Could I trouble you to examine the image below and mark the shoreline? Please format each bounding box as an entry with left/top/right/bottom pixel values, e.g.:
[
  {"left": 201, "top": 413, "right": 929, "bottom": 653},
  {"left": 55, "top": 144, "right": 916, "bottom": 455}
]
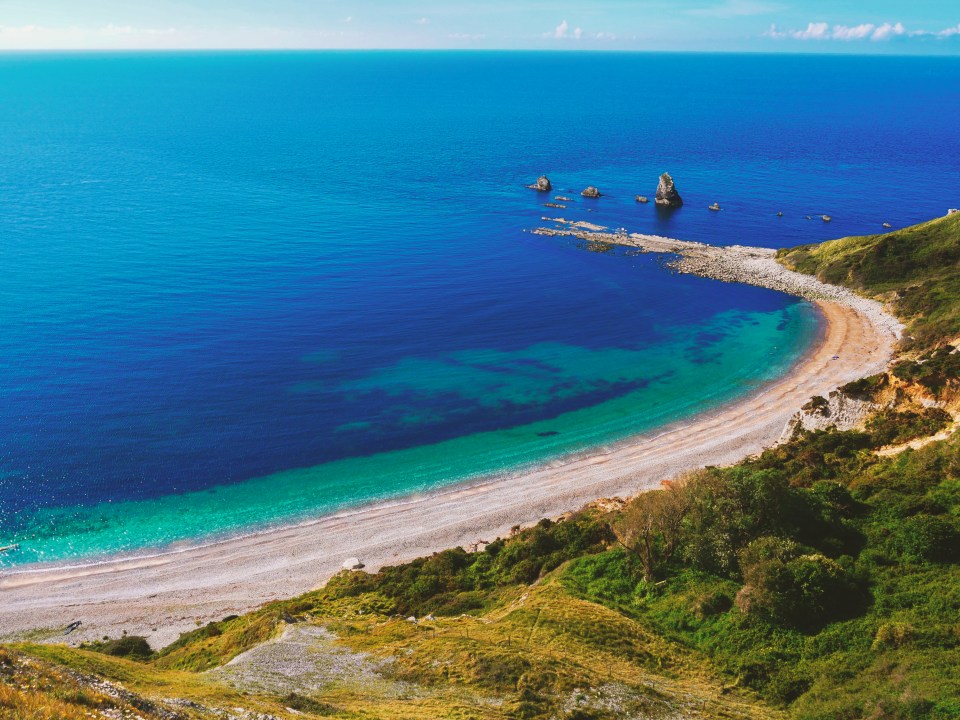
[{"left": 0, "top": 236, "right": 902, "bottom": 648}]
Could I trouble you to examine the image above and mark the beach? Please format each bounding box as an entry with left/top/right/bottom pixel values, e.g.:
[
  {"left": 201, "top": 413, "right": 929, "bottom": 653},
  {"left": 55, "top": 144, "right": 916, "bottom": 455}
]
[{"left": 0, "top": 237, "right": 902, "bottom": 648}]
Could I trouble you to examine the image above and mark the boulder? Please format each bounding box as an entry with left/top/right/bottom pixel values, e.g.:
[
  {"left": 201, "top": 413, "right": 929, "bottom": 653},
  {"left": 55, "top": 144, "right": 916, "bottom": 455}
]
[
  {"left": 636, "top": 195, "right": 649, "bottom": 204},
  {"left": 655, "top": 172, "right": 683, "bottom": 208},
  {"left": 527, "top": 175, "right": 552, "bottom": 192},
  {"left": 342, "top": 557, "right": 365, "bottom": 571},
  {"left": 581, "top": 186, "right": 601, "bottom": 198},
  {"left": 708, "top": 202, "right": 721, "bottom": 211}
]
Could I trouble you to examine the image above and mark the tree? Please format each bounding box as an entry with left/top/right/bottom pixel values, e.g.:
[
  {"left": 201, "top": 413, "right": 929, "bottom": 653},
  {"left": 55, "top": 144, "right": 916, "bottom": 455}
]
[{"left": 612, "top": 476, "right": 692, "bottom": 582}]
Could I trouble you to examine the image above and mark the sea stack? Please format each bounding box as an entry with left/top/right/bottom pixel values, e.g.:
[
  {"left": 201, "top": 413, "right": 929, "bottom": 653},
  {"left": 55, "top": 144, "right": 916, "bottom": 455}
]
[
  {"left": 527, "top": 175, "right": 552, "bottom": 192},
  {"left": 655, "top": 172, "right": 683, "bottom": 208},
  {"left": 581, "top": 186, "right": 601, "bottom": 198}
]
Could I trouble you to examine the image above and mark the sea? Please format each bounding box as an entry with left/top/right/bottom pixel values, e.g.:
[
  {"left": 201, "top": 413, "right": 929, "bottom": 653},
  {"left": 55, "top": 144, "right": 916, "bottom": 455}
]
[{"left": 1, "top": 52, "right": 958, "bottom": 567}]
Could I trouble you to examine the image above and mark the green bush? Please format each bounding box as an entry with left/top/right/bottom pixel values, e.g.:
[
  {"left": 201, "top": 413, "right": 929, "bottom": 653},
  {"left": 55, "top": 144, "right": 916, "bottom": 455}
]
[
  {"left": 892, "top": 514, "right": 960, "bottom": 563},
  {"left": 82, "top": 635, "right": 154, "bottom": 662}
]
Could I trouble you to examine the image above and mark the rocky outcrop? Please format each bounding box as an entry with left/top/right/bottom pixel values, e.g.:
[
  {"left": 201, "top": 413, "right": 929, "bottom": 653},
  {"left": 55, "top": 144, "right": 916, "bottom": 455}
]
[
  {"left": 636, "top": 195, "right": 649, "bottom": 204},
  {"left": 655, "top": 172, "right": 683, "bottom": 208},
  {"left": 708, "top": 202, "right": 721, "bottom": 211},
  {"left": 581, "top": 186, "right": 601, "bottom": 198},
  {"left": 527, "top": 176, "right": 552, "bottom": 192}
]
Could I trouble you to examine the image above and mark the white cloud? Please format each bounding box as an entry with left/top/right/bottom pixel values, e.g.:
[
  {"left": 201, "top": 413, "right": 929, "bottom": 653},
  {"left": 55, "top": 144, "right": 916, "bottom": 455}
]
[
  {"left": 415, "top": 17, "right": 429, "bottom": 25},
  {"left": 546, "top": 19, "right": 583, "bottom": 40},
  {"left": 766, "top": 21, "right": 829, "bottom": 40},
  {"left": 832, "top": 23, "right": 875, "bottom": 40},
  {"left": 448, "top": 32, "right": 486, "bottom": 41},
  {"left": 594, "top": 32, "right": 617, "bottom": 41},
  {"left": 768, "top": 20, "right": 960, "bottom": 43},
  {"left": 871, "top": 22, "right": 905, "bottom": 41},
  {"left": 343, "top": 16, "right": 352, "bottom": 24}
]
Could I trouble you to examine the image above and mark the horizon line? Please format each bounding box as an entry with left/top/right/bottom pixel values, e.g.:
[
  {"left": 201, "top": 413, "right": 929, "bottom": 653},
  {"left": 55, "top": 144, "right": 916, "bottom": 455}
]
[{"left": 2, "top": 47, "right": 960, "bottom": 57}]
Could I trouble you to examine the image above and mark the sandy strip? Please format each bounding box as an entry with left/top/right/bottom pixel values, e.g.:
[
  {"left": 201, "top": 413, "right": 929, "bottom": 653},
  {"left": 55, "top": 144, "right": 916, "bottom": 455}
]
[{"left": 0, "top": 248, "right": 901, "bottom": 648}]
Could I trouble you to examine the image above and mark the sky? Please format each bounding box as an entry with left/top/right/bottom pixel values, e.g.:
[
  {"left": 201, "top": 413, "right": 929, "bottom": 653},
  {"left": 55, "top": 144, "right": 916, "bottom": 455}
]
[{"left": 0, "top": 1, "right": 958, "bottom": 53}]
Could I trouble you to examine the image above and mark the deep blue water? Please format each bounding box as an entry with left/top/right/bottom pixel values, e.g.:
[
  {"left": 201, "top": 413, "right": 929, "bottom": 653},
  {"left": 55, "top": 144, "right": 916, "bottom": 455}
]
[{"left": 0, "top": 52, "right": 958, "bottom": 565}]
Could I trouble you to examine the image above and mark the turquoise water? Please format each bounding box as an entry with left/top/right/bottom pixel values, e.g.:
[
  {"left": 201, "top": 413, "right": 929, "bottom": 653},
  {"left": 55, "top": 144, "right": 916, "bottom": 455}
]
[{"left": 2, "top": 52, "right": 957, "bottom": 567}]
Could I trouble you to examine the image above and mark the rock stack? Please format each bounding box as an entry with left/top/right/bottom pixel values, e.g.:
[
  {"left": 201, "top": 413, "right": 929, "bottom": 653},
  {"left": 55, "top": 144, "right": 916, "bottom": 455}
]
[
  {"left": 527, "top": 176, "right": 552, "bottom": 192},
  {"left": 655, "top": 172, "right": 683, "bottom": 208},
  {"left": 581, "top": 186, "right": 602, "bottom": 198}
]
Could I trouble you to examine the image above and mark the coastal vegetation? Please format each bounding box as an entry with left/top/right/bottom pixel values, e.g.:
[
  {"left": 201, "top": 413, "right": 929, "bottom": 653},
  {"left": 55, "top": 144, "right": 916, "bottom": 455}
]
[
  {"left": 778, "top": 211, "right": 960, "bottom": 350},
  {"left": 3, "top": 214, "right": 960, "bottom": 719}
]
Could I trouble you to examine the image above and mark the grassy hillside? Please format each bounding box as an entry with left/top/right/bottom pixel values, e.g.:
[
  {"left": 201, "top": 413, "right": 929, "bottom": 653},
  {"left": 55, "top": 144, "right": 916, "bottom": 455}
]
[
  {"left": 5, "top": 214, "right": 960, "bottom": 720},
  {"left": 777, "top": 212, "right": 960, "bottom": 349}
]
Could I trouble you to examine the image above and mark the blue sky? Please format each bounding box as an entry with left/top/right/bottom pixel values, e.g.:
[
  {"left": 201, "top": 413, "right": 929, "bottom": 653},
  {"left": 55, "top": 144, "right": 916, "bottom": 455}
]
[{"left": 1, "top": 1, "right": 958, "bottom": 52}]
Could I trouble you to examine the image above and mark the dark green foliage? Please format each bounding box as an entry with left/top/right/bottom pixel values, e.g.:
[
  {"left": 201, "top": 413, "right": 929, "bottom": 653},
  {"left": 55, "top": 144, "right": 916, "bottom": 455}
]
[
  {"left": 737, "top": 537, "right": 865, "bottom": 631},
  {"left": 865, "top": 406, "right": 952, "bottom": 446},
  {"left": 325, "top": 512, "right": 612, "bottom": 616},
  {"left": 893, "top": 346, "right": 960, "bottom": 396},
  {"left": 750, "top": 429, "right": 875, "bottom": 486},
  {"left": 890, "top": 515, "right": 960, "bottom": 563},
  {"left": 563, "top": 427, "right": 960, "bottom": 715},
  {"left": 839, "top": 373, "right": 888, "bottom": 399},
  {"left": 81, "top": 636, "right": 154, "bottom": 662}
]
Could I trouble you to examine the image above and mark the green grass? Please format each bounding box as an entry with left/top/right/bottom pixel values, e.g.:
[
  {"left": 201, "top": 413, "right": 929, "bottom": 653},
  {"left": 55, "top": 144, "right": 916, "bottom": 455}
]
[{"left": 777, "top": 212, "right": 960, "bottom": 349}]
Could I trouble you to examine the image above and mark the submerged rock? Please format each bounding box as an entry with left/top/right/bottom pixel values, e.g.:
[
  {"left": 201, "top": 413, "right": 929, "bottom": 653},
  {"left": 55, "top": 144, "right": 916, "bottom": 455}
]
[
  {"left": 655, "top": 172, "right": 683, "bottom": 208},
  {"left": 636, "top": 195, "right": 649, "bottom": 204},
  {"left": 527, "top": 175, "right": 552, "bottom": 192},
  {"left": 581, "top": 186, "right": 601, "bottom": 198}
]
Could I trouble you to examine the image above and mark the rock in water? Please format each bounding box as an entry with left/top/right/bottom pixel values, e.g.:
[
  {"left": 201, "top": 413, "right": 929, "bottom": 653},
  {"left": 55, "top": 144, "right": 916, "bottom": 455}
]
[
  {"left": 655, "top": 172, "right": 683, "bottom": 208},
  {"left": 581, "top": 186, "right": 601, "bottom": 198},
  {"left": 527, "top": 175, "right": 552, "bottom": 192},
  {"left": 636, "top": 195, "right": 649, "bottom": 204}
]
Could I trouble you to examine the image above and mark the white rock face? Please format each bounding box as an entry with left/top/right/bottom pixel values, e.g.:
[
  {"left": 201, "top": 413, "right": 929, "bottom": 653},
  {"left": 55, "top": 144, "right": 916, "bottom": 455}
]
[
  {"left": 779, "top": 391, "right": 877, "bottom": 443},
  {"left": 341, "top": 557, "right": 364, "bottom": 571}
]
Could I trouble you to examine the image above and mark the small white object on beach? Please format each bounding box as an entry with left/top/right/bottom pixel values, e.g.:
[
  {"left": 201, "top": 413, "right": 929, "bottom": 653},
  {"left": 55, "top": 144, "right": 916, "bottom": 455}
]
[{"left": 342, "top": 557, "right": 365, "bottom": 571}]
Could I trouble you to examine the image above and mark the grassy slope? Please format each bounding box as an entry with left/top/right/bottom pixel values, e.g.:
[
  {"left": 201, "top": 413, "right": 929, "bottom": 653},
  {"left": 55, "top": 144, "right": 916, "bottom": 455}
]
[
  {"left": 5, "top": 214, "right": 960, "bottom": 720},
  {"left": 777, "top": 212, "right": 960, "bottom": 349}
]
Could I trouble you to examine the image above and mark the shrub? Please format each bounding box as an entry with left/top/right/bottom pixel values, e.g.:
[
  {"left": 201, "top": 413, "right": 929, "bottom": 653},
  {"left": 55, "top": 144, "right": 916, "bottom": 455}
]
[
  {"left": 893, "top": 515, "right": 960, "bottom": 563},
  {"left": 82, "top": 635, "right": 154, "bottom": 662},
  {"left": 736, "top": 537, "right": 863, "bottom": 631}
]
